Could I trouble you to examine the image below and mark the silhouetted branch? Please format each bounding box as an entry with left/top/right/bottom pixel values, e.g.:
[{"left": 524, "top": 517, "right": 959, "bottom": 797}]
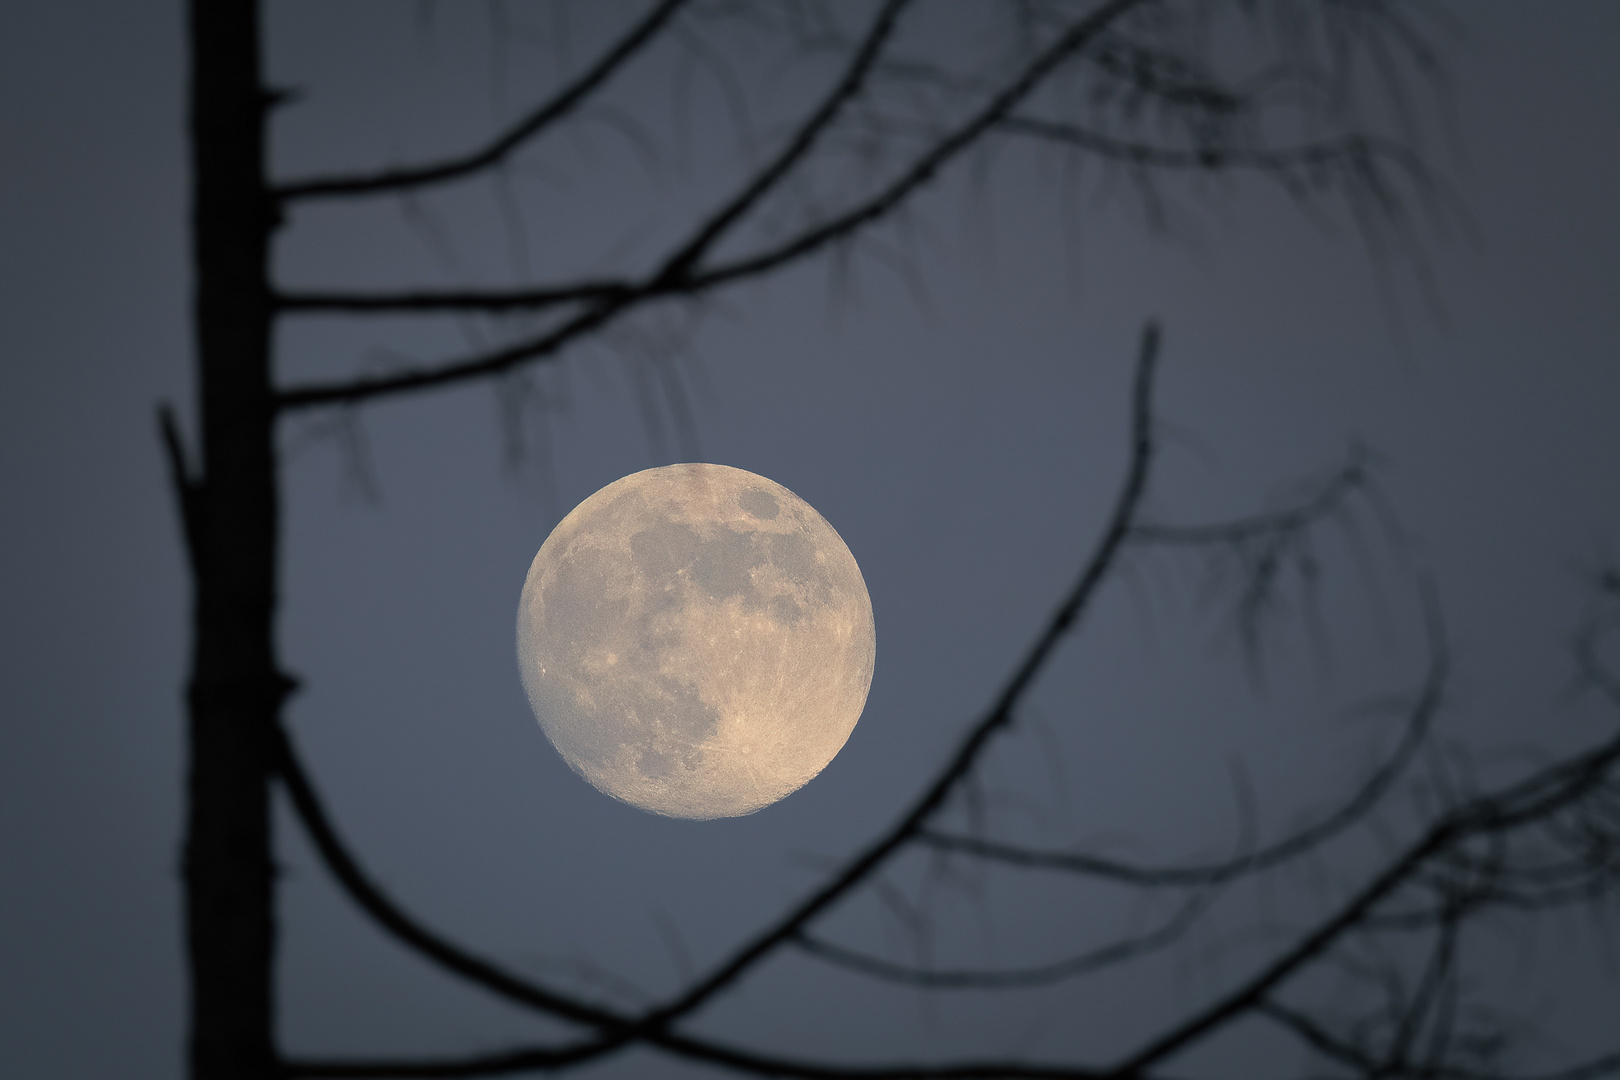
[
  {"left": 157, "top": 401, "right": 204, "bottom": 572},
  {"left": 273, "top": 280, "right": 631, "bottom": 315},
  {"left": 648, "top": 0, "right": 912, "bottom": 286},
  {"left": 1511, "top": 1051, "right": 1620, "bottom": 1080},
  {"left": 273, "top": 0, "right": 690, "bottom": 202},
  {"left": 1127, "top": 452, "right": 1368, "bottom": 547},
  {"left": 1108, "top": 808, "right": 1457, "bottom": 1071},
  {"left": 285, "top": 1045, "right": 589, "bottom": 1079},
  {"left": 286, "top": 1053, "right": 1123, "bottom": 1080},
  {"left": 1077, "top": 32, "right": 1244, "bottom": 118},
  {"left": 997, "top": 120, "right": 1419, "bottom": 179},
  {"left": 272, "top": 0, "right": 1450, "bottom": 412},
  {"left": 270, "top": 720, "right": 624, "bottom": 1032},
  {"left": 792, "top": 886, "right": 1213, "bottom": 989},
  {"left": 272, "top": 0, "right": 1145, "bottom": 412},
  {"left": 801, "top": 576, "right": 1441, "bottom": 994},
  {"left": 1255, "top": 997, "right": 1377, "bottom": 1072},
  {"left": 918, "top": 528, "right": 1440, "bottom": 893},
  {"left": 1107, "top": 718, "right": 1620, "bottom": 1076},
  {"left": 276, "top": 718, "right": 1136, "bottom": 1079},
  {"left": 1260, "top": 1006, "right": 1620, "bottom": 1080},
  {"left": 650, "top": 0, "right": 1145, "bottom": 293},
  {"left": 273, "top": 0, "right": 904, "bottom": 317}
]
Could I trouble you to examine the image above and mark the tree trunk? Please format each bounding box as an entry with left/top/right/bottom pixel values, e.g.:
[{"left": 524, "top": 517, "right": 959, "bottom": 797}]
[{"left": 184, "top": 1, "right": 280, "bottom": 1077}]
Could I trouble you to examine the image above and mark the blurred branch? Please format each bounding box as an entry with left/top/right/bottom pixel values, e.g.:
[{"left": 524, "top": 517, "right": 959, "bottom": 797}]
[
  {"left": 157, "top": 402, "right": 204, "bottom": 572},
  {"left": 792, "top": 886, "right": 1214, "bottom": 989},
  {"left": 647, "top": 0, "right": 913, "bottom": 286},
  {"left": 999, "top": 119, "right": 1417, "bottom": 178},
  {"left": 1106, "top": 717, "right": 1620, "bottom": 1076},
  {"left": 273, "top": 0, "right": 907, "bottom": 317},
  {"left": 1254, "top": 998, "right": 1377, "bottom": 1071},
  {"left": 917, "top": 488, "right": 1441, "bottom": 893},
  {"left": 272, "top": 0, "right": 691, "bottom": 202},
  {"left": 1126, "top": 451, "right": 1368, "bottom": 547},
  {"left": 273, "top": 280, "right": 630, "bottom": 315},
  {"left": 276, "top": 717, "right": 1135, "bottom": 1079},
  {"left": 272, "top": 0, "right": 1145, "bottom": 411},
  {"left": 286, "top": 1052, "right": 1124, "bottom": 1080},
  {"left": 269, "top": 719, "right": 625, "bottom": 1033}
]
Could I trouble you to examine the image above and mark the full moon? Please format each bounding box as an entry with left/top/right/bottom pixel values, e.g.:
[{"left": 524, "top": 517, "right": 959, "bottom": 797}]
[{"left": 516, "top": 463, "right": 876, "bottom": 819}]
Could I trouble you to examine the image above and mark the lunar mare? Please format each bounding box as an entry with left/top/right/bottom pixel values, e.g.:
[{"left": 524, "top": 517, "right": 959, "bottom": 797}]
[{"left": 517, "top": 464, "right": 876, "bottom": 819}]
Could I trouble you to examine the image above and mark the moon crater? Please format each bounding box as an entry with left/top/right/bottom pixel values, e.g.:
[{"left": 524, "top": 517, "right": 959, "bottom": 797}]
[{"left": 517, "top": 464, "right": 876, "bottom": 819}]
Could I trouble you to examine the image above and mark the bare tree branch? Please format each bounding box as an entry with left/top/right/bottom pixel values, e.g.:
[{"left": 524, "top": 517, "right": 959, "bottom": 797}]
[
  {"left": 270, "top": 719, "right": 626, "bottom": 1033},
  {"left": 272, "top": 0, "right": 1146, "bottom": 412},
  {"left": 919, "top": 544, "right": 1441, "bottom": 894},
  {"left": 1107, "top": 721, "right": 1620, "bottom": 1076},
  {"left": 157, "top": 401, "right": 203, "bottom": 572},
  {"left": 648, "top": 0, "right": 913, "bottom": 286},
  {"left": 273, "top": 0, "right": 691, "bottom": 202},
  {"left": 996, "top": 120, "right": 1417, "bottom": 180},
  {"left": 285, "top": 1052, "right": 1125, "bottom": 1080},
  {"left": 653, "top": 0, "right": 1146, "bottom": 293},
  {"left": 275, "top": 717, "right": 1132, "bottom": 1080},
  {"left": 273, "top": 280, "right": 630, "bottom": 315},
  {"left": 274, "top": 0, "right": 909, "bottom": 314},
  {"left": 1254, "top": 997, "right": 1377, "bottom": 1072},
  {"left": 271, "top": 126, "right": 1413, "bottom": 318},
  {"left": 792, "top": 886, "right": 1214, "bottom": 989},
  {"left": 1126, "top": 453, "right": 1368, "bottom": 547}
]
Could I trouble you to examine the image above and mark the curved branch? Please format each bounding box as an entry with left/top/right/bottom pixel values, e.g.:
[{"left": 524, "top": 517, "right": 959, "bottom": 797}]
[
  {"left": 276, "top": 298, "right": 623, "bottom": 411},
  {"left": 272, "top": 0, "right": 1146, "bottom": 412},
  {"left": 273, "top": 0, "right": 691, "bottom": 202},
  {"left": 157, "top": 402, "right": 203, "bottom": 571},
  {"left": 793, "top": 886, "right": 1213, "bottom": 990},
  {"left": 1107, "top": 724, "right": 1620, "bottom": 1076},
  {"left": 274, "top": 719, "right": 1123, "bottom": 1080},
  {"left": 919, "top": 575, "right": 1444, "bottom": 889},
  {"left": 650, "top": 0, "right": 912, "bottom": 285},
  {"left": 1254, "top": 998, "right": 1375, "bottom": 1071},
  {"left": 1510, "top": 1051, "right": 1620, "bottom": 1080},
  {"left": 1107, "top": 807, "right": 1459, "bottom": 1073},
  {"left": 663, "top": 0, "right": 1145, "bottom": 293},
  {"left": 270, "top": 719, "right": 629, "bottom": 1032},
  {"left": 1127, "top": 454, "right": 1368, "bottom": 547},
  {"left": 997, "top": 119, "right": 1414, "bottom": 177},
  {"left": 275, "top": 0, "right": 908, "bottom": 314},
  {"left": 284, "top": 1045, "right": 588, "bottom": 1079}
]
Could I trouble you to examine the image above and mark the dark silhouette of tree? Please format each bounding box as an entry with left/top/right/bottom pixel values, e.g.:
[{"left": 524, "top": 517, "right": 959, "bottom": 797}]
[{"left": 163, "top": 3, "right": 1620, "bottom": 1079}]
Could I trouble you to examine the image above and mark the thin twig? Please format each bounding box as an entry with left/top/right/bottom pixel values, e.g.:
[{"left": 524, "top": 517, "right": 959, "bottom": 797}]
[
  {"left": 919, "top": 576, "right": 1444, "bottom": 889},
  {"left": 274, "top": 0, "right": 691, "bottom": 202},
  {"left": 793, "top": 885, "right": 1214, "bottom": 989},
  {"left": 157, "top": 402, "right": 203, "bottom": 571}
]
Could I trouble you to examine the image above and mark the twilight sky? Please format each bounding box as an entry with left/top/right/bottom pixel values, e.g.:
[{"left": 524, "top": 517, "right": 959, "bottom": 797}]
[{"left": 3, "top": 3, "right": 1619, "bottom": 1077}]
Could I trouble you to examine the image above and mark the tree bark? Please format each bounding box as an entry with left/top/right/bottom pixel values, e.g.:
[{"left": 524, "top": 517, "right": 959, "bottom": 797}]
[{"left": 185, "top": 1, "right": 280, "bottom": 1077}]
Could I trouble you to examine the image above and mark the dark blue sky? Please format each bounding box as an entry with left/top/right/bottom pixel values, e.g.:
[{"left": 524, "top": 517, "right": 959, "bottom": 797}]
[{"left": 3, "top": 3, "right": 1619, "bottom": 1077}]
